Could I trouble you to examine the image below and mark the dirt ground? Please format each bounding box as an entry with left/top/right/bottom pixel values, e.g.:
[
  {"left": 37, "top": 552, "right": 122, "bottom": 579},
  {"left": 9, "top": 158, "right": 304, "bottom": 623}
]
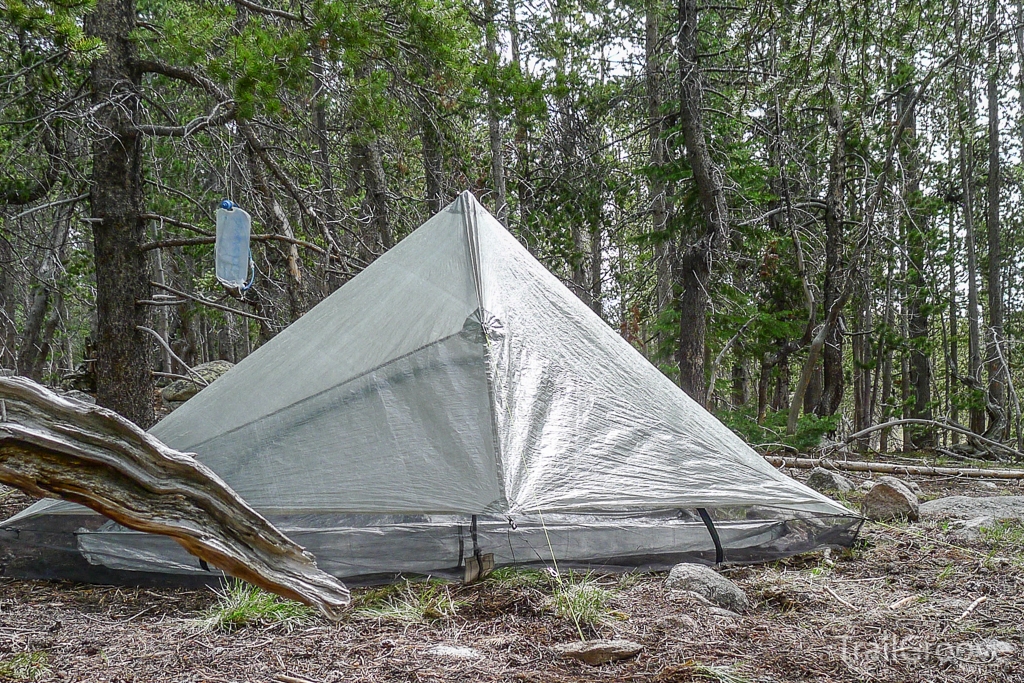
[{"left": 1, "top": 472, "right": 1022, "bottom": 683}]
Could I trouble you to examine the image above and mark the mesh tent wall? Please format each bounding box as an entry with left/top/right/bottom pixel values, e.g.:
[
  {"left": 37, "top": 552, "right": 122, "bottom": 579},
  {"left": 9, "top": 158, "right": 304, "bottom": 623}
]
[{"left": 1, "top": 192, "right": 862, "bottom": 585}]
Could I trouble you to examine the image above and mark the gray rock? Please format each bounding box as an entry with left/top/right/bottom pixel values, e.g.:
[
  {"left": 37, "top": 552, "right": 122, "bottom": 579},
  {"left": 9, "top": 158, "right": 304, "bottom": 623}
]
[
  {"left": 160, "top": 360, "right": 234, "bottom": 403},
  {"left": 61, "top": 389, "right": 96, "bottom": 405},
  {"left": 665, "top": 563, "right": 749, "bottom": 612},
  {"left": 806, "top": 467, "right": 854, "bottom": 494},
  {"left": 857, "top": 480, "right": 875, "bottom": 492},
  {"left": 552, "top": 639, "right": 643, "bottom": 665},
  {"left": 862, "top": 480, "right": 919, "bottom": 522},
  {"left": 974, "top": 481, "right": 998, "bottom": 490},
  {"left": 877, "top": 475, "right": 921, "bottom": 496},
  {"left": 920, "top": 496, "right": 1024, "bottom": 521},
  {"left": 947, "top": 516, "right": 996, "bottom": 542}
]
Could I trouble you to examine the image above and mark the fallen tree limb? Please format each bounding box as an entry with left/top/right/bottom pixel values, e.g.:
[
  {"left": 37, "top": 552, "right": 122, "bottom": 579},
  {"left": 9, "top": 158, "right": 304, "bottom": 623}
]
[
  {"left": 0, "top": 376, "right": 349, "bottom": 619},
  {"left": 764, "top": 454, "right": 1024, "bottom": 480},
  {"left": 840, "top": 418, "right": 1024, "bottom": 460}
]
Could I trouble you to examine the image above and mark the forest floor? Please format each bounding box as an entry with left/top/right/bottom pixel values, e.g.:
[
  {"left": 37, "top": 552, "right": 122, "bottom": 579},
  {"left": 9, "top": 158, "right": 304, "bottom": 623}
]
[{"left": 1, "top": 468, "right": 1022, "bottom": 683}]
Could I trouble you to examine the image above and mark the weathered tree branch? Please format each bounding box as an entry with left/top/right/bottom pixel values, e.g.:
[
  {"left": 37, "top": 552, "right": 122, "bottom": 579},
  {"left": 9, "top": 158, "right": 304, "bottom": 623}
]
[
  {"left": 147, "top": 281, "right": 271, "bottom": 322},
  {"left": 141, "top": 232, "right": 330, "bottom": 257},
  {"left": 839, "top": 418, "right": 1024, "bottom": 460},
  {"left": 135, "top": 100, "right": 237, "bottom": 138},
  {"left": 0, "top": 376, "right": 350, "bottom": 619},
  {"left": 765, "top": 454, "right": 1024, "bottom": 480}
]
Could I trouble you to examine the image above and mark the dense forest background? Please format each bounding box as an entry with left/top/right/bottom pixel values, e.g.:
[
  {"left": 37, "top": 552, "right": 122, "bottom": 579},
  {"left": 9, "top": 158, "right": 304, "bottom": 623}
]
[{"left": 1, "top": 0, "right": 1021, "bottom": 458}]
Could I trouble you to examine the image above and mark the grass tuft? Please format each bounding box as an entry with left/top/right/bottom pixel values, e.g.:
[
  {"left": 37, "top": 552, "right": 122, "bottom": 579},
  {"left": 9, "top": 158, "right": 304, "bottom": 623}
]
[
  {"left": 675, "top": 661, "right": 751, "bottom": 683},
  {"left": 0, "top": 652, "right": 49, "bottom": 681},
  {"left": 548, "top": 571, "right": 616, "bottom": 632},
  {"left": 352, "top": 581, "right": 464, "bottom": 622},
  {"left": 197, "top": 580, "right": 313, "bottom": 631}
]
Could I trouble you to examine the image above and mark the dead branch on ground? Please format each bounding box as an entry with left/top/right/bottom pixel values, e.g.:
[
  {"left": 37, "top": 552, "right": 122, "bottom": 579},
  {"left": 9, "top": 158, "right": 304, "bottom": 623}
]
[{"left": 0, "top": 376, "right": 349, "bottom": 619}]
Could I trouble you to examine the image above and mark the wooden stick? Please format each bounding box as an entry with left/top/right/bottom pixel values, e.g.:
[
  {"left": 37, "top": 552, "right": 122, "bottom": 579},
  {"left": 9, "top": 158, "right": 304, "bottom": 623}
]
[
  {"left": 824, "top": 585, "right": 854, "bottom": 609},
  {"left": 888, "top": 595, "right": 917, "bottom": 610},
  {"left": 147, "top": 281, "right": 270, "bottom": 322},
  {"left": 954, "top": 596, "right": 987, "bottom": 622},
  {"left": 764, "top": 455, "right": 1024, "bottom": 480},
  {"left": 0, "top": 376, "right": 349, "bottom": 619}
]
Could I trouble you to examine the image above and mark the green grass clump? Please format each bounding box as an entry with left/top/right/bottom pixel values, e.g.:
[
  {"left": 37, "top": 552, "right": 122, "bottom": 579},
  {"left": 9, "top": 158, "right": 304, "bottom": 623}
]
[
  {"left": 197, "top": 580, "right": 313, "bottom": 631},
  {"left": 352, "top": 581, "right": 463, "bottom": 622},
  {"left": 0, "top": 652, "right": 49, "bottom": 681}
]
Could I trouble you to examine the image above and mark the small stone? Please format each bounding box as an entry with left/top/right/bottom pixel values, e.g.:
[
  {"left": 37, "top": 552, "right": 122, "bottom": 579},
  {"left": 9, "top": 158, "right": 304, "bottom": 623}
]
[
  {"left": 857, "top": 480, "right": 875, "bottom": 492},
  {"left": 862, "top": 480, "right": 919, "bottom": 522},
  {"left": 877, "top": 475, "right": 921, "bottom": 496},
  {"left": 61, "top": 389, "right": 96, "bottom": 405},
  {"left": 160, "top": 360, "right": 234, "bottom": 403},
  {"left": 974, "top": 481, "right": 998, "bottom": 490},
  {"left": 552, "top": 639, "right": 643, "bottom": 665},
  {"left": 658, "top": 614, "right": 698, "bottom": 629},
  {"left": 665, "top": 563, "right": 749, "bottom": 612},
  {"left": 806, "top": 467, "right": 855, "bottom": 494},
  {"left": 426, "top": 645, "right": 483, "bottom": 660},
  {"left": 947, "top": 516, "right": 995, "bottom": 542}
]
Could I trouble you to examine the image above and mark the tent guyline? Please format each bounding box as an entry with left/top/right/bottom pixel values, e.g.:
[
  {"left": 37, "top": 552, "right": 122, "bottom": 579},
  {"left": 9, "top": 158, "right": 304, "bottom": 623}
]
[{"left": 2, "top": 192, "right": 861, "bottom": 588}]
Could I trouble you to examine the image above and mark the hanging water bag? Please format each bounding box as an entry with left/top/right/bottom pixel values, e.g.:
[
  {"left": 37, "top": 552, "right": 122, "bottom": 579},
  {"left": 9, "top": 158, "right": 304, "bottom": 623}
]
[{"left": 215, "top": 200, "right": 252, "bottom": 290}]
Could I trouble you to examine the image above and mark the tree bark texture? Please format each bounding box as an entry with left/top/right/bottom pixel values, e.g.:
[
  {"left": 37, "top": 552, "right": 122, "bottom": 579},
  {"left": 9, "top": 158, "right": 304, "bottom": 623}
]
[
  {"left": 985, "top": 0, "right": 1005, "bottom": 437},
  {"left": 484, "top": 0, "right": 508, "bottom": 225},
  {"left": 86, "top": 0, "right": 155, "bottom": 428},
  {"left": 0, "top": 236, "right": 16, "bottom": 370},
  {"left": 0, "top": 376, "right": 350, "bottom": 619},
  {"left": 815, "top": 102, "right": 846, "bottom": 417},
  {"left": 901, "top": 85, "right": 934, "bottom": 449},
  {"left": 675, "top": 0, "right": 730, "bottom": 404}
]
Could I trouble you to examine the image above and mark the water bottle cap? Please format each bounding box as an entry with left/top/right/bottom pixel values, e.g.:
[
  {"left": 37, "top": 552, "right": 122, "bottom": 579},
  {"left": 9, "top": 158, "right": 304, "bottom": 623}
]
[{"left": 220, "top": 199, "right": 234, "bottom": 210}]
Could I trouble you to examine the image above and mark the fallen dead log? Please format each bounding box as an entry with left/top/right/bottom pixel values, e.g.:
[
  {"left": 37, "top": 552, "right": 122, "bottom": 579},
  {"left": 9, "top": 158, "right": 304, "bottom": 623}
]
[
  {"left": 0, "top": 376, "right": 349, "bottom": 619},
  {"left": 765, "top": 454, "right": 1024, "bottom": 480}
]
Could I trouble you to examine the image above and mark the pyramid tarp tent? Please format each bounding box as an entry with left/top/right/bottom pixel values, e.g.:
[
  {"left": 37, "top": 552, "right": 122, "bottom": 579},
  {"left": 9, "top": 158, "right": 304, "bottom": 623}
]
[{"left": 2, "top": 192, "right": 861, "bottom": 584}]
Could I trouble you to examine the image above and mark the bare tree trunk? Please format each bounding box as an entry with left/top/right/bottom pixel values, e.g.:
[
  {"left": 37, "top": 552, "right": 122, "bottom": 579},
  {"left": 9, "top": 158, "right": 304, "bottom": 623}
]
[
  {"left": 852, "top": 278, "right": 873, "bottom": 450},
  {"left": 484, "top": 0, "right": 508, "bottom": 225},
  {"left": 421, "top": 105, "right": 443, "bottom": 214},
  {"left": 901, "top": 85, "right": 933, "bottom": 449},
  {"left": 311, "top": 43, "right": 339, "bottom": 265},
  {"left": 87, "top": 0, "right": 154, "bottom": 427},
  {"left": 771, "top": 362, "right": 790, "bottom": 412},
  {"left": 245, "top": 149, "right": 305, "bottom": 321},
  {"left": 816, "top": 102, "right": 846, "bottom": 417},
  {"left": 647, "top": 1, "right": 672, "bottom": 317},
  {"left": 675, "top": 0, "right": 730, "bottom": 404},
  {"left": 985, "top": 0, "right": 1005, "bottom": 437},
  {"left": 508, "top": 0, "right": 534, "bottom": 240},
  {"left": 355, "top": 136, "right": 391, "bottom": 252},
  {"left": 590, "top": 224, "right": 602, "bottom": 317},
  {"left": 0, "top": 236, "right": 16, "bottom": 370},
  {"left": 948, "top": 203, "right": 960, "bottom": 444},
  {"left": 962, "top": 115, "right": 984, "bottom": 436}
]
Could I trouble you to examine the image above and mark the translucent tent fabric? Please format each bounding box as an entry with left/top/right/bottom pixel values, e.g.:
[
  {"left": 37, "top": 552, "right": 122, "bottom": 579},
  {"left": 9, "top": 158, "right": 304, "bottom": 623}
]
[{"left": 1, "top": 192, "right": 861, "bottom": 585}]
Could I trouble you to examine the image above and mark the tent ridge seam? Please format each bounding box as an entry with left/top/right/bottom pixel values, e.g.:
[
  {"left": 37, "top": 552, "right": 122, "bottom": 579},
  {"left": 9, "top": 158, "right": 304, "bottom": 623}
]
[{"left": 460, "top": 193, "right": 509, "bottom": 513}]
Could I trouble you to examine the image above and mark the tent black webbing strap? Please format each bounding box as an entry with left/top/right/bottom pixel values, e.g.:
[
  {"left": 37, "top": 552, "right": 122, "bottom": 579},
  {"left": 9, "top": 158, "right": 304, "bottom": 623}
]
[
  {"left": 697, "top": 508, "right": 724, "bottom": 565},
  {"left": 471, "top": 514, "right": 483, "bottom": 567}
]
